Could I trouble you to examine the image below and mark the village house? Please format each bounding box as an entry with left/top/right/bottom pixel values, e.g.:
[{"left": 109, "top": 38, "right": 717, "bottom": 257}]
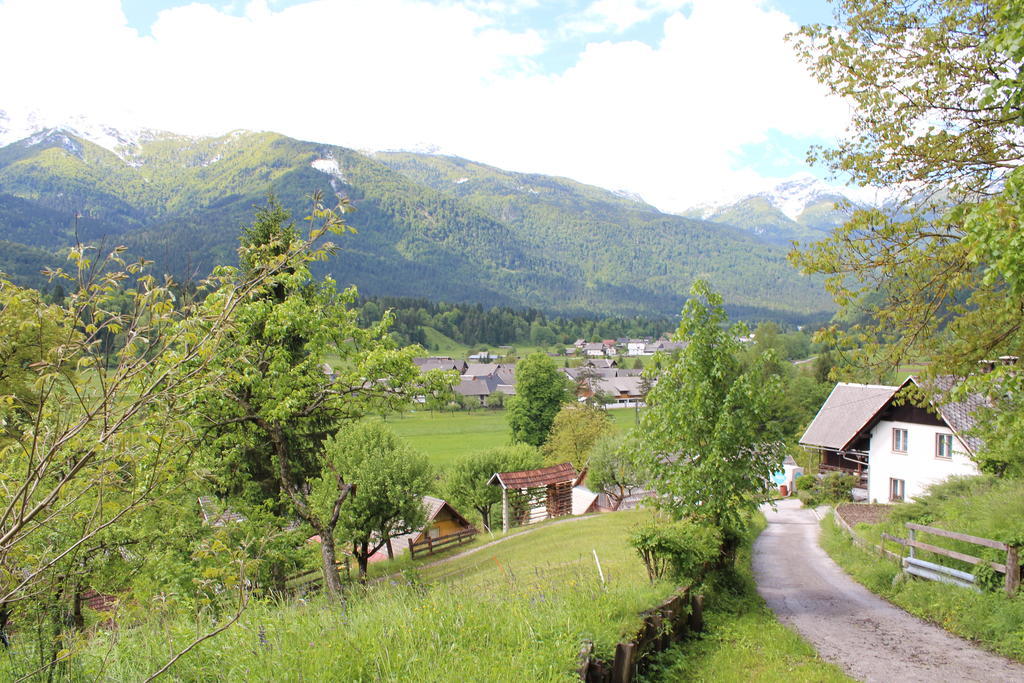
[
  {"left": 371, "top": 496, "right": 476, "bottom": 562},
  {"left": 454, "top": 362, "right": 515, "bottom": 404},
  {"left": 800, "top": 377, "right": 984, "bottom": 503},
  {"left": 626, "top": 339, "right": 650, "bottom": 356}
]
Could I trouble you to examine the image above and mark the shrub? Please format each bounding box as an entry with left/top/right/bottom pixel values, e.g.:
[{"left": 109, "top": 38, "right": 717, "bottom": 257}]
[
  {"left": 629, "top": 519, "right": 722, "bottom": 584},
  {"left": 796, "top": 472, "right": 856, "bottom": 507}
]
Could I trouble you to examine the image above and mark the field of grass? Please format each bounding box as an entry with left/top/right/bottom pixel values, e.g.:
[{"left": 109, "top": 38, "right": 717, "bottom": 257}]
[
  {"left": 820, "top": 477, "right": 1024, "bottom": 663},
  {"left": 642, "top": 515, "right": 853, "bottom": 682},
  {"left": 376, "top": 407, "right": 643, "bottom": 471},
  {"left": 36, "top": 510, "right": 672, "bottom": 681}
]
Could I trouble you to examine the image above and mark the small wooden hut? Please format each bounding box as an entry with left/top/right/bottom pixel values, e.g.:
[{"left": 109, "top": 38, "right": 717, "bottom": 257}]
[{"left": 488, "top": 462, "right": 578, "bottom": 532}]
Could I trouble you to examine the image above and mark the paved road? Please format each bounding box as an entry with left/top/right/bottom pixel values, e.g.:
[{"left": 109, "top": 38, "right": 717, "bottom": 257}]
[{"left": 753, "top": 498, "right": 1024, "bottom": 682}]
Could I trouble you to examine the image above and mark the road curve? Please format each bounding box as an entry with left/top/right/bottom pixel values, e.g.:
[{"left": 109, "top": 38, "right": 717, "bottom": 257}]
[{"left": 752, "top": 498, "right": 1024, "bottom": 682}]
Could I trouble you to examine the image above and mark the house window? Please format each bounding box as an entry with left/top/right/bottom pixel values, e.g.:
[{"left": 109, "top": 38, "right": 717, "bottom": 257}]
[
  {"left": 889, "top": 478, "right": 905, "bottom": 502},
  {"left": 936, "top": 433, "right": 953, "bottom": 460},
  {"left": 892, "top": 428, "right": 908, "bottom": 453}
]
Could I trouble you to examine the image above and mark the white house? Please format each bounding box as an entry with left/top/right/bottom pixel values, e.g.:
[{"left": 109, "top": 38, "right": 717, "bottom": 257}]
[
  {"left": 800, "top": 377, "right": 984, "bottom": 503},
  {"left": 626, "top": 339, "right": 650, "bottom": 356}
]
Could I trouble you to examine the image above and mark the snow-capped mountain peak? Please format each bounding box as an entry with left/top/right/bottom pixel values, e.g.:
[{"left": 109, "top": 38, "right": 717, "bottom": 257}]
[
  {"left": 757, "top": 175, "right": 847, "bottom": 221},
  {"left": 0, "top": 108, "right": 164, "bottom": 161},
  {"left": 686, "top": 174, "right": 868, "bottom": 222}
]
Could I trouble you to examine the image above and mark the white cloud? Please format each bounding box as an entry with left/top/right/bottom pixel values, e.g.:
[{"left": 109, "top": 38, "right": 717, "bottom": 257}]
[
  {"left": 0, "top": 0, "right": 849, "bottom": 209},
  {"left": 564, "top": 0, "right": 690, "bottom": 35}
]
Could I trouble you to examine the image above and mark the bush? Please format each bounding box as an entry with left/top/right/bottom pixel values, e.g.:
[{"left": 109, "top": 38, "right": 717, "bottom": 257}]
[
  {"left": 630, "top": 519, "right": 722, "bottom": 584},
  {"left": 796, "top": 472, "right": 856, "bottom": 507}
]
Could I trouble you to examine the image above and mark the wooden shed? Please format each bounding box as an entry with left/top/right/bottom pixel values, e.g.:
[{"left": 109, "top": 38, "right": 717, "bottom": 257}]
[{"left": 488, "top": 462, "right": 579, "bottom": 532}]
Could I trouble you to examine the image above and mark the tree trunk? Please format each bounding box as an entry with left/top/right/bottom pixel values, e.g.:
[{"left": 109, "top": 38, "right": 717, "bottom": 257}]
[
  {"left": 478, "top": 505, "right": 491, "bottom": 532},
  {"left": 0, "top": 603, "right": 10, "bottom": 648},
  {"left": 356, "top": 541, "right": 370, "bottom": 582},
  {"left": 316, "top": 528, "right": 345, "bottom": 597}
]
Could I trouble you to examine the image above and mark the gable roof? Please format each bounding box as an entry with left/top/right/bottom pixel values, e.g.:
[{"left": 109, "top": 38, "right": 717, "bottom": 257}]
[
  {"left": 800, "top": 376, "right": 989, "bottom": 455},
  {"left": 422, "top": 495, "right": 473, "bottom": 528},
  {"left": 197, "top": 496, "right": 246, "bottom": 527},
  {"left": 913, "top": 375, "right": 988, "bottom": 454},
  {"left": 464, "top": 363, "right": 500, "bottom": 378},
  {"left": 799, "top": 382, "right": 900, "bottom": 451},
  {"left": 489, "top": 462, "right": 577, "bottom": 489}
]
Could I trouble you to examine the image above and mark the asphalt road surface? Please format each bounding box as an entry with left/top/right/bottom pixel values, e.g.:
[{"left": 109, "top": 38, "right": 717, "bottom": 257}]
[{"left": 753, "top": 499, "right": 1024, "bottom": 682}]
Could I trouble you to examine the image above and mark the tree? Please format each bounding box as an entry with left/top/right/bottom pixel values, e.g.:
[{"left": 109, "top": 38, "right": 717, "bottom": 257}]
[
  {"left": 586, "top": 434, "right": 645, "bottom": 510},
  {"left": 187, "top": 197, "right": 452, "bottom": 596},
  {"left": 321, "top": 422, "right": 432, "bottom": 580},
  {"left": 445, "top": 444, "right": 541, "bottom": 532},
  {"left": 0, "top": 236, "right": 286, "bottom": 672},
  {"left": 507, "top": 353, "right": 572, "bottom": 447},
  {"left": 789, "top": 0, "right": 1024, "bottom": 379},
  {"left": 541, "top": 404, "right": 613, "bottom": 470},
  {"left": 638, "top": 281, "right": 785, "bottom": 536}
]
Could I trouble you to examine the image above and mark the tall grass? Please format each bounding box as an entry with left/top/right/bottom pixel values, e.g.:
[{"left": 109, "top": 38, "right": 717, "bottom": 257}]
[{"left": 2, "top": 511, "right": 669, "bottom": 681}]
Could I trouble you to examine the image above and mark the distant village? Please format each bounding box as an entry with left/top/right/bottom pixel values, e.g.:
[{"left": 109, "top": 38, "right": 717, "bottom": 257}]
[{"left": 413, "top": 337, "right": 687, "bottom": 409}]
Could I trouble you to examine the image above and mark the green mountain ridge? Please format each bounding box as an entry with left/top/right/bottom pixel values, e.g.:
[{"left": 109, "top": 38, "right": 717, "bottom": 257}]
[{"left": 0, "top": 126, "right": 834, "bottom": 320}]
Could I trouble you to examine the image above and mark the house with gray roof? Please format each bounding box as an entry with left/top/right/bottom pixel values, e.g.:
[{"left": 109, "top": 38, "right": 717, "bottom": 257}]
[{"left": 800, "top": 377, "right": 984, "bottom": 503}]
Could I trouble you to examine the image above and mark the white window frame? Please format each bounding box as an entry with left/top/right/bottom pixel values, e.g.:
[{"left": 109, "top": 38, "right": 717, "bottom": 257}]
[
  {"left": 935, "top": 433, "right": 953, "bottom": 460},
  {"left": 889, "top": 478, "right": 905, "bottom": 502},
  {"left": 892, "top": 427, "right": 908, "bottom": 453}
]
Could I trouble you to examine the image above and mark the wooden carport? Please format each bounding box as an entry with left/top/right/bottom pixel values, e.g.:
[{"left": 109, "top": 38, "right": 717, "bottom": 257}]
[{"left": 488, "top": 462, "right": 578, "bottom": 532}]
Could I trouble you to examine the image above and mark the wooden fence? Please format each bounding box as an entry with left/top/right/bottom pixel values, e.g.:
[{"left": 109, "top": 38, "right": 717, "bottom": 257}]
[
  {"left": 882, "top": 522, "right": 1020, "bottom": 596},
  {"left": 285, "top": 559, "right": 351, "bottom": 593},
  {"left": 577, "top": 588, "right": 704, "bottom": 683},
  {"left": 408, "top": 528, "right": 477, "bottom": 560}
]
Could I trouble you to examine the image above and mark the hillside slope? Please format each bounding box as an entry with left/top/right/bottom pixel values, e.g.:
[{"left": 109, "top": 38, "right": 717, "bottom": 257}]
[{"left": 0, "top": 125, "right": 833, "bottom": 319}]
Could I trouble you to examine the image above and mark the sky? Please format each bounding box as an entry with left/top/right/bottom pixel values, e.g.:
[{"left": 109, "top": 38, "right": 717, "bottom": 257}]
[{"left": 0, "top": 0, "right": 853, "bottom": 211}]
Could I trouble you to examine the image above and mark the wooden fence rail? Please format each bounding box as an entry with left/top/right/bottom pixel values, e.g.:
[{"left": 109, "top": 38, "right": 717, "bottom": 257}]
[
  {"left": 285, "top": 559, "right": 351, "bottom": 592},
  {"left": 408, "top": 528, "right": 477, "bottom": 560},
  {"left": 882, "top": 522, "right": 1020, "bottom": 596},
  {"left": 578, "top": 588, "right": 704, "bottom": 683}
]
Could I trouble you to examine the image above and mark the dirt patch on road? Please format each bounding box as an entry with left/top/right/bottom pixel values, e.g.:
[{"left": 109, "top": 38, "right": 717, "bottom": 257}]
[{"left": 836, "top": 502, "right": 893, "bottom": 527}]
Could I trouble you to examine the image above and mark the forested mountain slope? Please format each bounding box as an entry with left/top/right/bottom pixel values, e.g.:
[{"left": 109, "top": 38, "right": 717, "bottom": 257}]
[{"left": 0, "top": 124, "right": 833, "bottom": 320}]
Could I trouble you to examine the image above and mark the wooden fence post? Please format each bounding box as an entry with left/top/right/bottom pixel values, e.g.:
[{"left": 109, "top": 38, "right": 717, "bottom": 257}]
[
  {"left": 611, "top": 642, "right": 636, "bottom": 683},
  {"left": 577, "top": 640, "right": 594, "bottom": 681},
  {"left": 502, "top": 487, "right": 510, "bottom": 533},
  {"left": 688, "top": 594, "right": 704, "bottom": 633},
  {"left": 1007, "top": 545, "right": 1020, "bottom": 597},
  {"left": 908, "top": 527, "right": 916, "bottom": 560}
]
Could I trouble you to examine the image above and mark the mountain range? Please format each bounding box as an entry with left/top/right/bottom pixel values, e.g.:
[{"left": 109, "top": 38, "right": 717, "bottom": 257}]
[{"left": 0, "top": 111, "right": 844, "bottom": 321}]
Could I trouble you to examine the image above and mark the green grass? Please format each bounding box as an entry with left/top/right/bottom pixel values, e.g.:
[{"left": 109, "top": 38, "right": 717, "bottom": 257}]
[
  {"left": 820, "top": 510, "right": 1024, "bottom": 662},
  {"left": 373, "top": 410, "right": 513, "bottom": 470},
  {"left": 420, "top": 326, "right": 468, "bottom": 356},
  {"left": 31, "top": 510, "right": 671, "bottom": 681},
  {"left": 375, "top": 407, "right": 643, "bottom": 471},
  {"left": 642, "top": 515, "right": 853, "bottom": 682},
  {"left": 421, "top": 509, "right": 650, "bottom": 586}
]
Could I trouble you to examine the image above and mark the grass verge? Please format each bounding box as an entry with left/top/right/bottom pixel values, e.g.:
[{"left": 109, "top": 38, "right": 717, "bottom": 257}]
[
  {"left": 820, "top": 512, "right": 1024, "bottom": 662},
  {"left": 640, "top": 515, "right": 852, "bottom": 682}
]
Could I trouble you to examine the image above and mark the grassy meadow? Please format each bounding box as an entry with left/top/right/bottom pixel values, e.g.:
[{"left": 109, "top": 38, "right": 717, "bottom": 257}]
[{"left": 376, "top": 407, "right": 643, "bottom": 470}]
